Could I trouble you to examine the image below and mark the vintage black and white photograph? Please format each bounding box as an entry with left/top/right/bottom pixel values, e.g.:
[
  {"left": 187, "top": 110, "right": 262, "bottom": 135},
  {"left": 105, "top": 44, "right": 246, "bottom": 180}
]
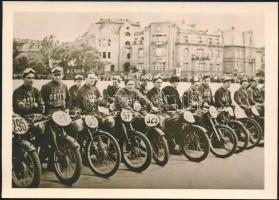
[{"left": 2, "top": 1, "right": 278, "bottom": 199}]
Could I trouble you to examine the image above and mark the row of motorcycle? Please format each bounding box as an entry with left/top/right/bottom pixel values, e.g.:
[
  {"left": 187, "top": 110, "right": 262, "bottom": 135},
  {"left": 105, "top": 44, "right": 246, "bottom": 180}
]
[{"left": 12, "top": 101, "right": 264, "bottom": 188}]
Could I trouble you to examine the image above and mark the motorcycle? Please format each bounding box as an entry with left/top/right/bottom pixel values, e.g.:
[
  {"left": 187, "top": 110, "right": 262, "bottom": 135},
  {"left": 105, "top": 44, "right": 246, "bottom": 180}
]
[
  {"left": 101, "top": 103, "right": 153, "bottom": 172},
  {"left": 12, "top": 114, "right": 41, "bottom": 188},
  {"left": 195, "top": 104, "right": 238, "bottom": 158},
  {"left": 25, "top": 111, "right": 82, "bottom": 185},
  {"left": 164, "top": 106, "right": 210, "bottom": 162},
  {"left": 217, "top": 106, "right": 249, "bottom": 153},
  {"left": 69, "top": 110, "right": 121, "bottom": 178},
  {"left": 131, "top": 102, "right": 169, "bottom": 166},
  {"left": 234, "top": 105, "right": 262, "bottom": 149}
]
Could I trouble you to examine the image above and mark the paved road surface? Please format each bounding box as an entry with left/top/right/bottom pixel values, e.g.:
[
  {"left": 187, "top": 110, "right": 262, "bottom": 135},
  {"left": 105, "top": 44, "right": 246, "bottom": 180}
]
[{"left": 39, "top": 147, "right": 264, "bottom": 189}]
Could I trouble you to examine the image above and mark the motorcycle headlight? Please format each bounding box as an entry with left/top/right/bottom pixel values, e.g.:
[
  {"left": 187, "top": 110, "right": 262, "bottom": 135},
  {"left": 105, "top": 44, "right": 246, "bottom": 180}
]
[
  {"left": 12, "top": 116, "right": 29, "bottom": 135},
  {"left": 227, "top": 107, "right": 234, "bottom": 117},
  {"left": 234, "top": 105, "right": 247, "bottom": 119},
  {"left": 121, "top": 109, "right": 133, "bottom": 122},
  {"left": 144, "top": 113, "right": 160, "bottom": 127},
  {"left": 133, "top": 102, "right": 142, "bottom": 112},
  {"left": 84, "top": 115, "right": 99, "bottom": 129},
  {"left": 103, "top": 116, "right": 115, "bottom": 128},
  {"left": 209, "top": 106, "right": 218, "bottom": 118},
  {"left": 52, "top": 111, "right": 72, "bottom": 127},
  {"left": 183, "top": 111, "right": 195, "bottom": 123},
  {"left": 251, "top": 106, "right": 260, "bottom": 116}
]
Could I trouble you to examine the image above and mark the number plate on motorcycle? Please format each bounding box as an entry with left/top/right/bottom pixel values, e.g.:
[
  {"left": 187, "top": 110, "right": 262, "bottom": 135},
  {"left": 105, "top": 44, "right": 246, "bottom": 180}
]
[
  {"left": 227, "top": 107, "right": 234, "bottom": 117},
  {"left": 144, "top": 113, "right": 159, "bottom": 127},
  {"left": 52, "top": 111, "right": 72, "bottom": 127},
  {"left": 84, "top": 115, "right": 98, "bottom": 129},
  {"left": 121, "top": 110, "right": 133, "bottom": 122},
  {"left": 12, "top": 116, "right": 29, "bottom": 134}
]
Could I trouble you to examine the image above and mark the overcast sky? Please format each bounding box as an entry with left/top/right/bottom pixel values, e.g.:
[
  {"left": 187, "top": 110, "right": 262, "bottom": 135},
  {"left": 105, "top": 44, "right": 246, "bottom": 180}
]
[{"left": 14, "top": 12, "right": 265, "bottom": 47}]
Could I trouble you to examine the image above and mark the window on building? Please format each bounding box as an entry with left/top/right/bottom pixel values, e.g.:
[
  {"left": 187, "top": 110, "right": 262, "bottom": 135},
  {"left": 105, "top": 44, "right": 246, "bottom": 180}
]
[
  {"left": 210, "top": 49, "right": 214, "bottom": 58},
  {"left": 108, "top": 52, "right": 111, "bottom": 59},
  {"left": 208, "top": 38, "right": 212, "bottom": 45},
  {"left": 99, "top": 39, "right": 101, "bottom": 47},
  {"left": 199, "top": 36, "right": 202, "bottom": 43},
  {"left": 108, "top": 39, "right": 111, "bottom": 46},
  {"left": 127, "top": 53, "right": 131, "bottom": 59},
  {"left": 138, "top": 49, "right": 143, "bottom": 57},
  {"left": 216, "top": 38, "right": 220, "bottom": 45},
  {"left": 162, "top": 62, "right": 166, "bottom": 70},
  {"left": 184, "top": 63, "right": 188, "bottom": 70},
  {"left": 217, "top": 49, "right": 220, "bottom": 58},
  {"left": 184, "top": 48, "right": 189, "bottom": 58},
  {"left": 185, "top": 36, "right": 188, "bottom": 43},
  {"left": 249, "top": 37, "right": 253, "bottom": 46},
  {"left": 103, "top": 52, "right": 106, "bottom": 59},
  {"left": 125, "top": 32, "right": 131, "bottom": 36},
  {"left": 154, "top": 47, "right": 166, "bottom": 57},
  {"left": 126, "top": 27, "right": 130, "bottom": 30},
  {"left": 152, "top": 35, "right": 167, "bottom": 45},
  {"left": 125, "top": 41, "right": 131, "bottom": 48}
]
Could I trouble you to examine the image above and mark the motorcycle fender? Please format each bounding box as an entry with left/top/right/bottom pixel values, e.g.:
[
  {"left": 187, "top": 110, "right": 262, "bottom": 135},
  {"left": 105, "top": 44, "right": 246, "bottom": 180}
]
[
  {"left": 187, "top": 124, "right": 208, "bottom": 134},
  {"left": 229, "top": 120, "right": 244, "bottom": 126},
  {"left": 18, "top": 140, "right": 37, "bottom": 152},
  {"left": 150, "top": 127, "right": 165, "bottom": 137},
  {"left": 63, "top": 135, "right": 80, "bottom": 149}
]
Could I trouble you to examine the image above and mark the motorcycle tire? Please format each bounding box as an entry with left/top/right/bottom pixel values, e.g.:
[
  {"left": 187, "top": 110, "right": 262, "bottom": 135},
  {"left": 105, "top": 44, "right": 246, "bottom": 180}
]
[
  {"left": 228, "top": 121, "right": 249, "bottom": 154},
  {"left": 53, "top": 136, "right": 82, "bottom": 185},
  {"left": 151, "top": 135, "right": 169, "bottom": 166},
  {"left": 210, "top": 125, "right": 238, "bottom": 158},
  {"left": 87, "top": 131, "right": 121, "bottom": 178},
  {"left": 241, "top": 118, "right": 262, "bottom": 149},
  {"left": 121, "top": 131, "right": 152, "bottom": 172},
  {"left": 180, "top": 125, "right": 210, "bottom": 162},
  {"left": 12, "top": 142, "right": 41, "bottom": 188}
]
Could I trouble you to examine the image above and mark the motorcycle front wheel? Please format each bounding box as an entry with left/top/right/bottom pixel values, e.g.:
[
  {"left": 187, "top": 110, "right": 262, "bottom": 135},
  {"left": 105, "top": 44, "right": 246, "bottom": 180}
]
[
  {"left": 241, "top": 118, "right": 262, "bottom": 149},
  {"left": 87, "top": 131, "right": 121, "bottom": 178},
  {"left": 210, "top": 125, "right": 237, "bottom": 158},
  {"left": 12, "top": 142, "right": 41, "bottom": 188},
  {"left": 151, "top": 135, "right": 169, "bottom": 166},
  {"left": 53, "top": 136, "right": 82, "bottom": 185},
  {"left": 180, "top": 125, "right": 210, "bottom": 162},
  {"left": 228, "top": 121, "right": 249, "bottom": 153},
  {"left": 121, "top": 131, "right": 152, "bottom": 172}
]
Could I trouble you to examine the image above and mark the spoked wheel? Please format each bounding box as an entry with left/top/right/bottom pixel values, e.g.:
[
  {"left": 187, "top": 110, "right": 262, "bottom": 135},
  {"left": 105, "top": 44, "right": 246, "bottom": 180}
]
[
  {"left": 121, "top": 131, "right": 152, "bottom": 172},
  {"left": 151, "top": 135, "right": 169, "bottom": 166},
  {"left": 241, "top": 118, "right": 262, "bottom": 149},
  {"left": 87, "top": 131, "right": 121, "bottom": 178},
  {"left": 228, "top": 121, "right": 249, "bottom": 153},
  {"left": 180, "top": 126, "right": 210, "bottom": 162},
  {"left": 12, "top": 143, "right": 41, "bottom": 188},
  {"left": 53, "top": 137, "right": 82, "bottom": 185},
  {"left": 210, "top": 125, "right": 237, "bottom": 158},
  {"left": 256, "top": 117, "right": 264, "bottom": 147}
]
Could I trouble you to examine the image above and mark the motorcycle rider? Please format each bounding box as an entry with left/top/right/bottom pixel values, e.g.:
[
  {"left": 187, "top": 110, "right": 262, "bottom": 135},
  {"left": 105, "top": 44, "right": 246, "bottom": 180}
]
[
  {"left": 77, "top": 73, "right": 107, "bottom": 113},
  {"left": 214, "top": 77, "right": 233, "bottom": 108},
  {"left": 13, "top": 68, "right": 44, "bottom": 116},
  {"left": 137, "top": 75, "right": 149, "bottom": 96},
  {"left": 69, "top": 74, "right": 83, "bottom": 111},
  {"left": 103, "top": 77, "right": 121, "bottom": 103},
  {"left": 247, "top": 77, "right": 264, "bottom": 116},
  {"left": 162, "top": 75, "right": 182, "bottom": 110},
  {"left": 146, "top": 74, "right": 169, "bottom": 111},
  {"left": 115, "top": 77, "right": 158, "bottom": 112},
  {"left": 198, "top": 75, "right": 214, "bottom": 105},
  {"left": 182, "top": 76, "right": 203, "bottom": 109},
  {"left": 234, "top": 78, "right": 250, "bottom": 109},
  {"left": 40, "top": 66, "right": 70, "bottom": 114}
]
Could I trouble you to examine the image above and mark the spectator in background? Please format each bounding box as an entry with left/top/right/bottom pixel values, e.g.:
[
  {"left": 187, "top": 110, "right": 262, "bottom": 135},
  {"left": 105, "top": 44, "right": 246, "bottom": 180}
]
[
  {"left": 162, "top": 75, "right": 182, "bottom": 110},
  {"left": 69, "top": 75, "right": 83, "bottom": 110}
]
